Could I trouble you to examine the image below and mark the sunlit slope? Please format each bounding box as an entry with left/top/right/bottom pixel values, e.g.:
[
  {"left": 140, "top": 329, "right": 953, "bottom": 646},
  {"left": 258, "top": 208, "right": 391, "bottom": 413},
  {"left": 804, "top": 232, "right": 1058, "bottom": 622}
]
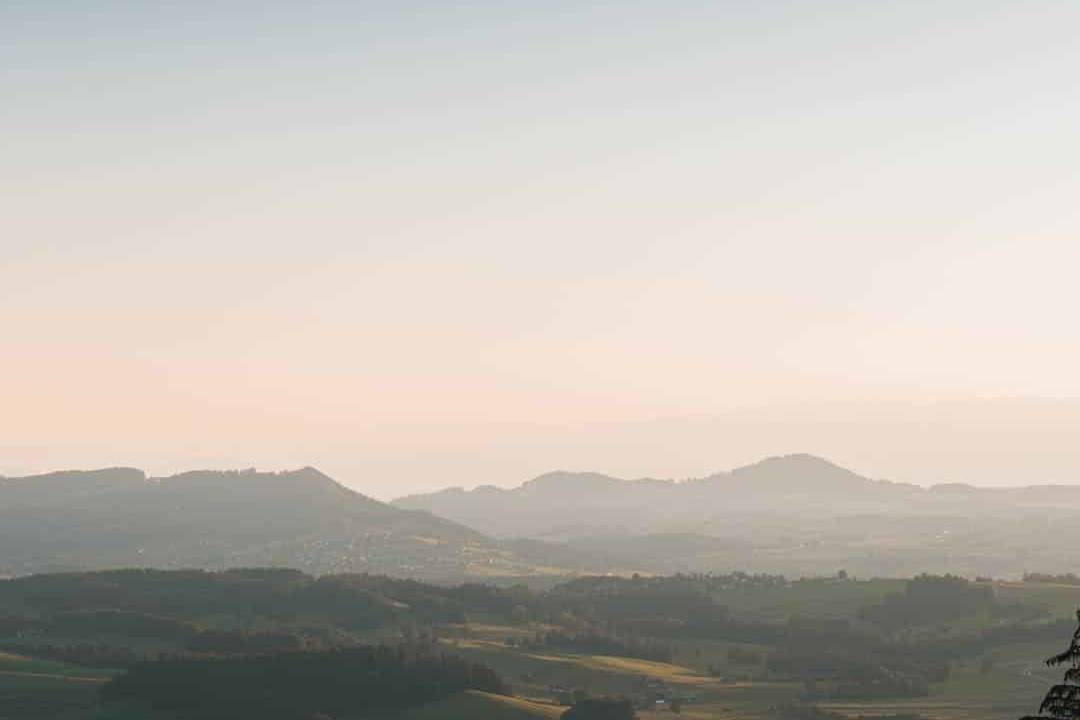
[{"left": 389, "top": 690, "right": 563, "bottom": 720}]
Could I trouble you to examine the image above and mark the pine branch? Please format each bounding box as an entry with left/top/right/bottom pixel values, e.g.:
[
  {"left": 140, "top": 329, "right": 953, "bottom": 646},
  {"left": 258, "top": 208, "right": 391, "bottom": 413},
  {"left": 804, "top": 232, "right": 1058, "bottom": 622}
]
[
  {"left": 1039, "top": 685, "right": 1080, "bottom": 716},
  {"left": 1046, "top": 648, "right": 1080, "bottom": 667}
]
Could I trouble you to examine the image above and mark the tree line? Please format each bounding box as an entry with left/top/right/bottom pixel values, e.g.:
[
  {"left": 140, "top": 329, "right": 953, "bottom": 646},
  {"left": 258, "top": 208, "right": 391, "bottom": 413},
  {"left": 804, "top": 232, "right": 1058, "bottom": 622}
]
[{"left": 100, "top": 644, "right": 509, "bottom": 720}]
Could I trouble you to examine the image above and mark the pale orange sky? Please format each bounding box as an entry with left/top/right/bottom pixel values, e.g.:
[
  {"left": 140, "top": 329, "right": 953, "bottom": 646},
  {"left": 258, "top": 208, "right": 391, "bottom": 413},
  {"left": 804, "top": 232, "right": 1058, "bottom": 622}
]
[{"left": 3, "top": 2, "right": 1079, "bottom": 495}]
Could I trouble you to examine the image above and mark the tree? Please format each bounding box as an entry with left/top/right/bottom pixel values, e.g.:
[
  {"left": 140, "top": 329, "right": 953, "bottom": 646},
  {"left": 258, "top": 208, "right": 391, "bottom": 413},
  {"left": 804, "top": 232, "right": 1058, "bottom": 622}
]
[{"left": 1022, "top": 610, "right": 1080, "bottom": 720}]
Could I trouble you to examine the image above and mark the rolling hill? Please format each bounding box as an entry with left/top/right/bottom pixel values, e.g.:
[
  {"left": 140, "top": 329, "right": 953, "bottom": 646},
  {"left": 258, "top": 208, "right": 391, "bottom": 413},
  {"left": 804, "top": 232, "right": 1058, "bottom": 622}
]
[
  {"left": 395, "top": 454, "right": 1080, "bottom": 579},
  {"left": 9, "top": 455, "right": 1080, "bottom": 581},
  {"left": 393, "top": 454, "right": 926, "bottom": 537},
  {"left": 0, "top": 467, "right": 565, "bottom": 580}
]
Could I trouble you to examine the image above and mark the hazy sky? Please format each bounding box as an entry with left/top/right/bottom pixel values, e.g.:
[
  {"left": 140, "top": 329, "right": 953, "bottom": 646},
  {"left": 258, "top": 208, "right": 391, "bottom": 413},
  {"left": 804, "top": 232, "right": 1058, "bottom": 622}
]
[{"left": 3, "top": 1, "right": 1079, "bottom": 496}]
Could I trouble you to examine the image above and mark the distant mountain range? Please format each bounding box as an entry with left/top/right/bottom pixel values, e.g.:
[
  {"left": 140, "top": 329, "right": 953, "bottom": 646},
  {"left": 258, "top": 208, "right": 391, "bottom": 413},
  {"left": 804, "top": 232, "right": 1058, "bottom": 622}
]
[
  {"left": 6, "top": 455, "right": 1080, "bottom": 581},
  {"left": 394, "top": 453, "right": 1080, "bottom": 536},
  {"left": 0, "top": 467, "right": 575, "bottom": 580},
  {"left": 395, "top": 454, "right": 1080, "bottom": 578}
]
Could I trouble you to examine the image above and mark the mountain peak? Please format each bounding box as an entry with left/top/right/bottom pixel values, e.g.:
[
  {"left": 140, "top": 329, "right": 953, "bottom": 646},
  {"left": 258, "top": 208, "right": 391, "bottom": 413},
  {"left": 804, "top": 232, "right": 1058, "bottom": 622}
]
[
  {"left": 521, "top": 471, "right": 623, "bottom": 493},
  {"left": 741, "top": 452, "right": 849, "bottom": 471},
  {"left": 0, "top": 465, "right": 504, "bottom": 579},
  {"left": 726, "top": 453, "right": 868, "bottom": 488}
]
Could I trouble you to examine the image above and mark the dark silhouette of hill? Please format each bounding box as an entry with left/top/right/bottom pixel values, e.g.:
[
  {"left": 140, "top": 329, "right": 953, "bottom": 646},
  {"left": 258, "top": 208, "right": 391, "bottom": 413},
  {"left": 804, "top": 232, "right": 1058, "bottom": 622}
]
[{"left": 0, "top": 467, "right": 552, "bottom": 579}]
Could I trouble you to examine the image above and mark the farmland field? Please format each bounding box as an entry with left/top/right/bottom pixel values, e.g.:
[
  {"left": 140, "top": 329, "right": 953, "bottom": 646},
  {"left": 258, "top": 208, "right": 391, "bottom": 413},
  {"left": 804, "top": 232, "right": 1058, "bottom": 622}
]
[{"left": 0, "top": 652, "right": 113, "bottom": 720}]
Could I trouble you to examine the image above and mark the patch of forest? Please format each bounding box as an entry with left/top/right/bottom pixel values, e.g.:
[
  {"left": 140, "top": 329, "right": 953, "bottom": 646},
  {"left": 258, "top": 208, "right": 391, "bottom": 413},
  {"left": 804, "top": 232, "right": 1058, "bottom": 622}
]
[{"left": 101, "top": 644, "right": 508, "bottom": 719}]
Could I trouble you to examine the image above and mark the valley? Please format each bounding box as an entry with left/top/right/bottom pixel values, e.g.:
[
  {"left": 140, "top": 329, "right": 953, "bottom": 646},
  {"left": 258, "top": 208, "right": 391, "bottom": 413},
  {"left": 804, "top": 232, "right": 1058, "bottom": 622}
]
[{"left": 0, "top": 569, "right": 1073, "bottom": 719}]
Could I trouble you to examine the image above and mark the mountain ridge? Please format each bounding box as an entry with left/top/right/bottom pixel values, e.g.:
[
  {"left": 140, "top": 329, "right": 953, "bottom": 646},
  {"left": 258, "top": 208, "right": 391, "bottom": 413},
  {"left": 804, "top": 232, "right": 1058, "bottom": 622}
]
[
  {"left": 397, "top": 454, "right": 919, "bottom": 501},
  {"left": 0, "top": 466, "right": 559, "bottom": 580},
  {"left": 397, "top": 451, "right": 1080, "bottom": 504},
  {"left": 392, "top": 452, "right": 1080, "bottom": 538},
  {"left": 391, "top": 453, "right": 1080, "bottom": 579},
  {"left": 9, "top": 455, "right": 1080, "bottom": 581}
]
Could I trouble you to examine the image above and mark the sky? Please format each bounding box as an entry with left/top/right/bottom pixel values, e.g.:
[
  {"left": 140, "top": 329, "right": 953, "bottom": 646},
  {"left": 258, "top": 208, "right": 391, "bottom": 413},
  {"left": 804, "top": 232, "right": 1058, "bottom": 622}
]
[{"left": 2, "top": 1, "right": 1079, "bottom": 496}]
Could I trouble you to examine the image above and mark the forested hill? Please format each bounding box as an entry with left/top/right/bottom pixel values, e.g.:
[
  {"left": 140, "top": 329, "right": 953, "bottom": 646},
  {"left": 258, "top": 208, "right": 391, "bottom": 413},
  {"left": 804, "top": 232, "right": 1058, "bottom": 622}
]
[{"left": 0, "top": 467, "right": 557, "bottom": 580}]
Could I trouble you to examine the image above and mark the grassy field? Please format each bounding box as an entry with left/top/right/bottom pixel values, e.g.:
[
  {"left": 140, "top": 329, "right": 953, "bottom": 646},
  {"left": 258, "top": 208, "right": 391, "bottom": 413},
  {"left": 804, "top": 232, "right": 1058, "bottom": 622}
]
[
  {"left": 995, "top": 581, "right": 1080, "bottom": 618},
  {"left": 445, "top": 630, "right": 805, "bottom": 717},
  {"left": 709, "top": 578, "right": 906, "bottom": 623},
  {"left": 0, "top": 652, "right": 115, "bottom": 680},
  {"left": 389, "top": 690, "right": 564, "bottom": 720},
  {"left": 549, "top": 654, "right": 717, "bottom": 685},
  {"left": 708, "top": 577, "right": 1080, "bottom": 624},
  {"left": 816, "top": 638, "right": 1059, "bottom": 720},
  {"left": 0, "top": 652, "right": 114, "bottom": 720}
]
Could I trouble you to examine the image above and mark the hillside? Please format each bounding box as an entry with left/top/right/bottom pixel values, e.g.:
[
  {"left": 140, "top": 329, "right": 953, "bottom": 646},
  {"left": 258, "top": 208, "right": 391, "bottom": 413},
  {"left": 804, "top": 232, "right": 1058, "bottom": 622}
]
[
  {"left": 0, "top": 468, "right": 560, "bottom": 580},
  {"left": 9, "top": 457, "right": 1080, "bottom": 581},
  {"left": 395, "top": 454, "right": 1080, "bottom": 579},
  {"left": 394, "top": 454, "right": 928, "bottom": 537}
]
